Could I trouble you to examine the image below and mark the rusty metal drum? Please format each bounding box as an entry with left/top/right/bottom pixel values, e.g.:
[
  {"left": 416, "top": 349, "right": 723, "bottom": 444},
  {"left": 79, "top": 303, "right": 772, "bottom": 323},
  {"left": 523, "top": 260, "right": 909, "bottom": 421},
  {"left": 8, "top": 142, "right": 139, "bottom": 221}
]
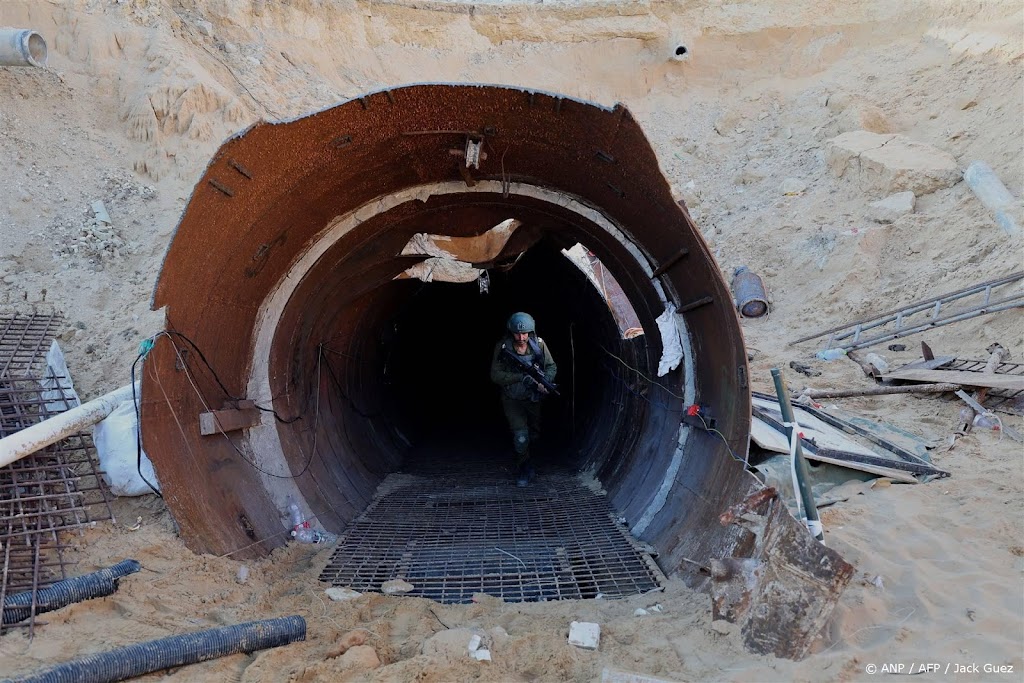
[{"left": 731, "top": 266, "right": 769, "bottom": 318}]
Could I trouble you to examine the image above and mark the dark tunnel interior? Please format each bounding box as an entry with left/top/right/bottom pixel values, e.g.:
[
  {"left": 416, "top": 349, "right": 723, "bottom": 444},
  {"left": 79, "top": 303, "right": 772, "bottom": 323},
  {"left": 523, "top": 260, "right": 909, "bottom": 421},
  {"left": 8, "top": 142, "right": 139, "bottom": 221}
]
[
  {"left": 324, "top": 239, "right": 645, "bottom": 475},
  {"left": 383, "top": 241, "right": 635, "bottom": 468}
]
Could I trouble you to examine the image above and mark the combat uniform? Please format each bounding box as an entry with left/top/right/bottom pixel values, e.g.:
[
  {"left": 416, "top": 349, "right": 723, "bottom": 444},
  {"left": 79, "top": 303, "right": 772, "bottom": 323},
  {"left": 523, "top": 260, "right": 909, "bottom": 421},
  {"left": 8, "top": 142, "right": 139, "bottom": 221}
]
[{"left": 490, "top": 333, "right": 557, "bottom": 473}]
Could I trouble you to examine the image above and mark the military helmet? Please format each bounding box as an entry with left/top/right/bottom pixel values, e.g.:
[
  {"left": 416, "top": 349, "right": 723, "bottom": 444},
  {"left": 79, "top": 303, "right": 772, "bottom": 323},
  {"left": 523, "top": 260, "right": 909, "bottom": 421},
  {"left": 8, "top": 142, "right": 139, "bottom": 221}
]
[{"left": 507, "top": 312, "right": 535, "bottom": 334}]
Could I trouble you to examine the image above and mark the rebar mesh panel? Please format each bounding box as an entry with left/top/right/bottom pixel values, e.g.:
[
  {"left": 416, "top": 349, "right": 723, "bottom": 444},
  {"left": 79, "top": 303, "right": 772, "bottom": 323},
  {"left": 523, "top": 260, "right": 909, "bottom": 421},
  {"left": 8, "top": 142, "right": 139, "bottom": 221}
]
[
  {"left": 943, "top": 357, "right": 1024, "bottom": 412},
  {"left": 0, "top": 313, "right": 113, "bottom": 633},
  {"left": 320, "top": 470, "right": 663, "bottom": 603}
]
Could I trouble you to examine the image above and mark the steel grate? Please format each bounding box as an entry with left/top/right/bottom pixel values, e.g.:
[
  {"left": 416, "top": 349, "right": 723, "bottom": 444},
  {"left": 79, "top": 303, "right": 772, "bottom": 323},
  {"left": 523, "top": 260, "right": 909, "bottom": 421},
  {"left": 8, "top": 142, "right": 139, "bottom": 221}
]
[
  {"left": 320, "top": 465, "right": 665, "bottom": 604},
  {"left": 0, "top": 313, "right": 114, "bottom": 635}
]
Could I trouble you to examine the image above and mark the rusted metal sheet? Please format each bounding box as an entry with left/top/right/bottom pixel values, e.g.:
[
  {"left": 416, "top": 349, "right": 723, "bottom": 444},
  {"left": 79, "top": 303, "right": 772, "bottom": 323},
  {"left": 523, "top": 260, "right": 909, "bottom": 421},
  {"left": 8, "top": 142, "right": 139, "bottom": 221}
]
[
  {"left": 712, "top": 488, "right": 855, "bottom": 660},
  {"left": 143, "top": 84, "right": 753, "bottom": 574}
]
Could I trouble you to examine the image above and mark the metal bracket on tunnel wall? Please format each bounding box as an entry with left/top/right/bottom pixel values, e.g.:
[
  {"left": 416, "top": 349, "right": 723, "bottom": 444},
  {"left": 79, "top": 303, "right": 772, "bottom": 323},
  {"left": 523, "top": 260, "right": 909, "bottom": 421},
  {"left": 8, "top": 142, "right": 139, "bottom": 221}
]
[{"left": 710, "top": 487, "right": 855, "bottom": 660}]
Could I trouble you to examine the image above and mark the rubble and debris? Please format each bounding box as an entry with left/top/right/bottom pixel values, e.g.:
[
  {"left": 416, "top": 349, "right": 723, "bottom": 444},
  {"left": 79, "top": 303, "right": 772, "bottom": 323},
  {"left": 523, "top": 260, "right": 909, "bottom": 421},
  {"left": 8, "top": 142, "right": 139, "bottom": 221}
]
[
  {"left": 866, "top": 191, "right": 916, "bottom": 223},
  {"left": 891, "top": 345, "right": 1024, "bottom": 414},
  {"left": 325, "top": 587, "right": 361, "bottom": 602},
  {"left": 788, "top": 360, "right": 821, "bottom": 377},
  {"left": 954, "top": 343, "right": 1010, "bottom": 431},
  {"left": 751, "top": 394, "right": 948, "bottom": 480},
  {"left": 568, "top": 621, "right": 601, "bottom": 650},
  {"left": 381, "top": 579, "right": 414, "bottom": 595},
  {"left": 711, "top": 488, "right": 855, "bottom": 660}
]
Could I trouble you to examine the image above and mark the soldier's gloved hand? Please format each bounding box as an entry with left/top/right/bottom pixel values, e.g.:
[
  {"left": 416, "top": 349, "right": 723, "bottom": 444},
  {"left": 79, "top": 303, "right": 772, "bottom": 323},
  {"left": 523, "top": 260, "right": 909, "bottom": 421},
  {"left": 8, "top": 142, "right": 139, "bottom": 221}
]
[{"left": 521, "top": 375, "right": 538, "bottom": 390}]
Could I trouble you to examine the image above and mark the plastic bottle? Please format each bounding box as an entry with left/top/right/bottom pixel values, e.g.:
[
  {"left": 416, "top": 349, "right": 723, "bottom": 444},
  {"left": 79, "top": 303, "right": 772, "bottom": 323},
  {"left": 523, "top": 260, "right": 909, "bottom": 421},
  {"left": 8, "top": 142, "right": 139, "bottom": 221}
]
[
  {"left": 815, "top": 348, "right": 847, "bottom": 361},
  {"left": 286, "top": 497, "right": 304, "bottom": 528},
  {"left": 973, "top": 413, "right": 999, "bottom": 430}
]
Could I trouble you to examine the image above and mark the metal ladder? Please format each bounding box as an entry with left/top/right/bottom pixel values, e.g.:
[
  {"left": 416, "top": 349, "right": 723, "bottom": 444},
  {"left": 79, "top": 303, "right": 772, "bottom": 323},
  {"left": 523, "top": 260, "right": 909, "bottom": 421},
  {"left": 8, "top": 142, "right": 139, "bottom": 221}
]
[{"left": 789, "top": 272, "right": 1024, "bottom": 352}]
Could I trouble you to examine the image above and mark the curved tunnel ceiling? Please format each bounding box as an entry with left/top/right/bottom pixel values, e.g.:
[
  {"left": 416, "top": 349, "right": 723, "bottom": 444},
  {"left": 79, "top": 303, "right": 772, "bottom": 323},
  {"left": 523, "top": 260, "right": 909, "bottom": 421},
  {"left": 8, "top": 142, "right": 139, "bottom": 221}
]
[{"left": 141, "top": 84, "right": 756, "bottom": 580}]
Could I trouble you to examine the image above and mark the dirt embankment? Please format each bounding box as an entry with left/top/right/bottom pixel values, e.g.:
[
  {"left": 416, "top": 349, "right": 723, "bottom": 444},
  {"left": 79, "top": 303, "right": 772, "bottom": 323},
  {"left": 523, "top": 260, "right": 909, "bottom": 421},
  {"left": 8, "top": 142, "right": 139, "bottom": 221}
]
[{"left": 1, "top": 1, "right": 1021, "bottom": 681}]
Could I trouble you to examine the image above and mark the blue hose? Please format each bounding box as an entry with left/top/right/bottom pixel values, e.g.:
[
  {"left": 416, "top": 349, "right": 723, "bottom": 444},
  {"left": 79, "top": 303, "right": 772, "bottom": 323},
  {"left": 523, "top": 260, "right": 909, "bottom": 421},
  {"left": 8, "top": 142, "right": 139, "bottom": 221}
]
[
  {"left": 7, "top": 616, "right": 307, "bottom": 683},
  {"left": 2, "top": 560, "right": 141, "bottom": 626}
]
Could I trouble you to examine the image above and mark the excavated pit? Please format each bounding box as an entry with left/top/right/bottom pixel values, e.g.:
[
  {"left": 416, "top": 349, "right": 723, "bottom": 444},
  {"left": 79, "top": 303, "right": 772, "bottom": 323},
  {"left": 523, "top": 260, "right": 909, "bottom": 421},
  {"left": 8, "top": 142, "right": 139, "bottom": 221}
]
[{"left": 141, "top": 84, "right": 755, "bottom": 586}]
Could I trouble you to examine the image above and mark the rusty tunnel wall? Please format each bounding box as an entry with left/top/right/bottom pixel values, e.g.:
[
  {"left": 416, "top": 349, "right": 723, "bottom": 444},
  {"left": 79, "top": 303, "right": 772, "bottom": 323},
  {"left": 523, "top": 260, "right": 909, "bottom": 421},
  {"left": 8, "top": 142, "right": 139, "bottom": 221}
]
[{"left": 141, "top": 84, "right": 756, "bottom": 580}]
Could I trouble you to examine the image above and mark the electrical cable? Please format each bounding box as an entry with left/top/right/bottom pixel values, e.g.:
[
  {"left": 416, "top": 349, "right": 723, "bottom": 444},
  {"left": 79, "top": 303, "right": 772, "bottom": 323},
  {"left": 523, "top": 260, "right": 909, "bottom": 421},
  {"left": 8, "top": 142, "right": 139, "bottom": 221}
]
[
  {"left": 163, "top": 328, "right": 299, "bottom": 424},
  {"left": 130, "top": 344, "right": 163, "bottom": 498},
  {"left": 601, "top": 345, "right": 686, "bottom": 400},
  {"left": 600, "top": 348, "right": 750, "bottom": 467},
  {"left": 165, "top": 334, "right": 322, "bottom": 480}
]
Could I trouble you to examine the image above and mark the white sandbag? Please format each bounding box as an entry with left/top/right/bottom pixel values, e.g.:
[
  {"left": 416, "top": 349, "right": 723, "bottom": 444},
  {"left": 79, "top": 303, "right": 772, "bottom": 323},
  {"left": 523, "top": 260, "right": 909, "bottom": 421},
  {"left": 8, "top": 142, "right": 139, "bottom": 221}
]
[{"left": 93, "top": 400, "right": 160, "bottom": 496}]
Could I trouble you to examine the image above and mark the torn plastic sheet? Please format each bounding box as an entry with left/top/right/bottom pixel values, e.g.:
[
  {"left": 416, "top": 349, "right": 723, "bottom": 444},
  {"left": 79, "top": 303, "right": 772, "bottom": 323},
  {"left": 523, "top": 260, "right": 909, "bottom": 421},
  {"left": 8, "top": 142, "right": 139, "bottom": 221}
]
[
  {"left": 399, "top": 219, "right": 520, "bottom": 263},
  {"left": 656, "top": 304, "right": 683, "bottom": 376},
  {"left": 397, "top": 257, "right": 483, "bottom": 283},
  {"left": 40, "top": 341, "right": 81, "bottom": 413}
]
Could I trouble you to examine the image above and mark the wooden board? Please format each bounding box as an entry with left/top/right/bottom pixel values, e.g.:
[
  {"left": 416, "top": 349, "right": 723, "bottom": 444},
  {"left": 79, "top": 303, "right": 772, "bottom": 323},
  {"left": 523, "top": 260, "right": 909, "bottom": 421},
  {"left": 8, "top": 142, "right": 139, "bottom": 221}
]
[
  {"left": 750, "top": 417, "right": 919, "bottom": 483},
  {"left": 199, "top": 408, "right": 262, "bottom": 436},
  {"left": 884, "top": 368, "right": 1024, "bottom": 391},
  {"left": 752, "top": 398, "right": 878, "bottom": 456}
]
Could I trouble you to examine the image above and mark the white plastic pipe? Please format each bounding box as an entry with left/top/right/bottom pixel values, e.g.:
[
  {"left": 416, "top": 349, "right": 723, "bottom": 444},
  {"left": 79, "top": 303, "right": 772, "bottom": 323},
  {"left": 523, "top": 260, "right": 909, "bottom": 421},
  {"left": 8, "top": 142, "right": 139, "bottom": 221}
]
[
  {"left": 0, "top": 29, "right": 47, "bottom": 67},
  {"left": 964, "top": 161, "right": 1021, "bottom": 238},
  {"left": 0, "top": 383, "right": 138, "bottom": 469}
]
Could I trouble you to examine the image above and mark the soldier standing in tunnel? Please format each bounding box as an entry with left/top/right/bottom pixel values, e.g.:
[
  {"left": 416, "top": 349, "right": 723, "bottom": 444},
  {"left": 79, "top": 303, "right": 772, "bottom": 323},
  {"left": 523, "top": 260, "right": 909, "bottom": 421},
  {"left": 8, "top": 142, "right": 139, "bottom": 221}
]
[{"left": 490, "top": 312, "right": 558, "bottom": 487}]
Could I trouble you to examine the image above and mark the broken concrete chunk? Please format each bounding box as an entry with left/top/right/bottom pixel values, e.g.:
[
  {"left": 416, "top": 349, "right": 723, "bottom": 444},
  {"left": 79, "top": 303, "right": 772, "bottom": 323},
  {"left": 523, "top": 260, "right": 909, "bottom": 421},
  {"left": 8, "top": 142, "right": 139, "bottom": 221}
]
[
  {"left": 91, "top": 200, "right": 111, "bottom": 225},
  {"left": 468, "top": 634, "right": 482, "bottom": 652},
  {"left": 197, "top": 20, "right": 214, "bottom": 37},
  {"left": 633, "top": 608, "right": 649, "bottom": 616},
  {"left": 867, "top": 191, "right": 916, "bottom": 223},
  {"left": 780, "top": 178, "right": 808, "bottom": 195},
  {"left": 826, "top": 131, "right": 960, "bottom": 195},
  {"left": 472, "top": 648, "right": 492, "bottom": 662},
  {"left": 568, "top": 621, "right": 601, "bottom": 650},
  {"left": 325, "top": 587, "right": 362, "bottom": 602},
  {"left": 381, "top": 578, "right": 414, "bottom": 594},
  {"left": 423, "top": 628, "right": 484, "bottom": 661}
]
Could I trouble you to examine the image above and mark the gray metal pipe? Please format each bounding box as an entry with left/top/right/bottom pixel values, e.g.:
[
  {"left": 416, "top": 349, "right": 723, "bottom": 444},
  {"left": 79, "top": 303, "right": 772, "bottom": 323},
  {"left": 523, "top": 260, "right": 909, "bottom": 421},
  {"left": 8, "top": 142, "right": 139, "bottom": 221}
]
[{"left": 0, "top": 29, "right": 47, "bottom": 67}]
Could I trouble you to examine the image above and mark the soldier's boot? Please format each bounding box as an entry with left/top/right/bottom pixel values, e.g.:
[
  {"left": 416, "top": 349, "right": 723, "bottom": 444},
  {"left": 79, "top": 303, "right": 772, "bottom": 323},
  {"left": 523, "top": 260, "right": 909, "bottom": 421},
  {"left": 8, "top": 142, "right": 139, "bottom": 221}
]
[{"left": 513, "top": 429, "right": 530, "bottom": 487}]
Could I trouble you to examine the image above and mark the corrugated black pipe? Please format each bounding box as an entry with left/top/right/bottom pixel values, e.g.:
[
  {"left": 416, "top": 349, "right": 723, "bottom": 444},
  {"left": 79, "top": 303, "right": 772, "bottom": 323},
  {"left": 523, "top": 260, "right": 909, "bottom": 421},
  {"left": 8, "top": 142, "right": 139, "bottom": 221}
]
[
  {"left": 2, "top": 560, "right": 141, "bottom": 626},
  {"left": 7, "top": 616, "right": 307, "bottom": 683}
]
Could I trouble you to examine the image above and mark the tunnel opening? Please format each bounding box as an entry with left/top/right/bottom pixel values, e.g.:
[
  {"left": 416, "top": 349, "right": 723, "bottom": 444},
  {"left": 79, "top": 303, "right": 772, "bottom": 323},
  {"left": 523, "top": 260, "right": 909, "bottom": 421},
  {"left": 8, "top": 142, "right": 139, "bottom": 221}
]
[
  {"left": 142, "top": 84, "right": 754, "bottom": 590},
  {"left": 379, "top": 238, "right": 639, "bottom": 472}
]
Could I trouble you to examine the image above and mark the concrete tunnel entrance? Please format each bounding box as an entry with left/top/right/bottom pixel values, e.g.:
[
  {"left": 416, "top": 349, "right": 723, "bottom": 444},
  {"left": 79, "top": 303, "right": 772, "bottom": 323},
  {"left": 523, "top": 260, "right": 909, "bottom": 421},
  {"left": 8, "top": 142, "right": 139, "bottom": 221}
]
[{"left": 140, "top": 84, "right": 756, "bottom": 590}]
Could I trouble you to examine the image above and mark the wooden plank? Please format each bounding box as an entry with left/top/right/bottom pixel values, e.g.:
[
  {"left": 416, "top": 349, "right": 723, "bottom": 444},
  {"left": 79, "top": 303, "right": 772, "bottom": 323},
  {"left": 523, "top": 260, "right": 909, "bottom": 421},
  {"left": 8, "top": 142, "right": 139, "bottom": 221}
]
[
  {"left": 199, "top": 408, "right": 261, "bottom": 436},
  {"left": 884, "top": 368, "right": 1024, "bottom": 391},
  {"left": 802, "top": 452, "right": 918, "bottom": 484},
  {"left": 891, "top": 355, "right": 955, "bottom": 372}
]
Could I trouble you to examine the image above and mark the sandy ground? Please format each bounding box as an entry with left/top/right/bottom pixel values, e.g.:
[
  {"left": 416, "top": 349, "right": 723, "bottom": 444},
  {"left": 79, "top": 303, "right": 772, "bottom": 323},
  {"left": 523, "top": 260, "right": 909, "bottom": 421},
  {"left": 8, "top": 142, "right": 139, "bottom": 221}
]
[{"left": 1, "top": 1, "right": 1022, "bottom": 681}]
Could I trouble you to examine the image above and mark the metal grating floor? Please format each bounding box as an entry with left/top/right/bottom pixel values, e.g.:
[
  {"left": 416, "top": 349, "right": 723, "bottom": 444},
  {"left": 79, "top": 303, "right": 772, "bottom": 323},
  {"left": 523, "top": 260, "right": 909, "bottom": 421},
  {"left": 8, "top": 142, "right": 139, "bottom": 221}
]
[
  {"left": 320, "top": 464, "right": 665, "bottom": 604},
  {"left": 1, "top": 313, "right": 114, "bottom": 634}
]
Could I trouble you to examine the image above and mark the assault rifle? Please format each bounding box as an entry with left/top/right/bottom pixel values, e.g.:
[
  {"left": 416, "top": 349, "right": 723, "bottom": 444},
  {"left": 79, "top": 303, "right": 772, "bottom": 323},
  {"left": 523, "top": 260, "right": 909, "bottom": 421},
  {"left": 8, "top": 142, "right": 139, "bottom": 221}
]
[{"left": 501, "top": 346, "right": 560, "bottom": 396}]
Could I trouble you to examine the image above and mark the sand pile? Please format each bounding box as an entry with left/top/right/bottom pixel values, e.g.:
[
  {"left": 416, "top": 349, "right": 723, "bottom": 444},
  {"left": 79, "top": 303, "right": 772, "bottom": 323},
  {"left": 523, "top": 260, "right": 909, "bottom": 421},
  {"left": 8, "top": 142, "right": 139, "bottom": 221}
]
[{"left": 1, "top": 0, "right": 1021, "bottom": 680}]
